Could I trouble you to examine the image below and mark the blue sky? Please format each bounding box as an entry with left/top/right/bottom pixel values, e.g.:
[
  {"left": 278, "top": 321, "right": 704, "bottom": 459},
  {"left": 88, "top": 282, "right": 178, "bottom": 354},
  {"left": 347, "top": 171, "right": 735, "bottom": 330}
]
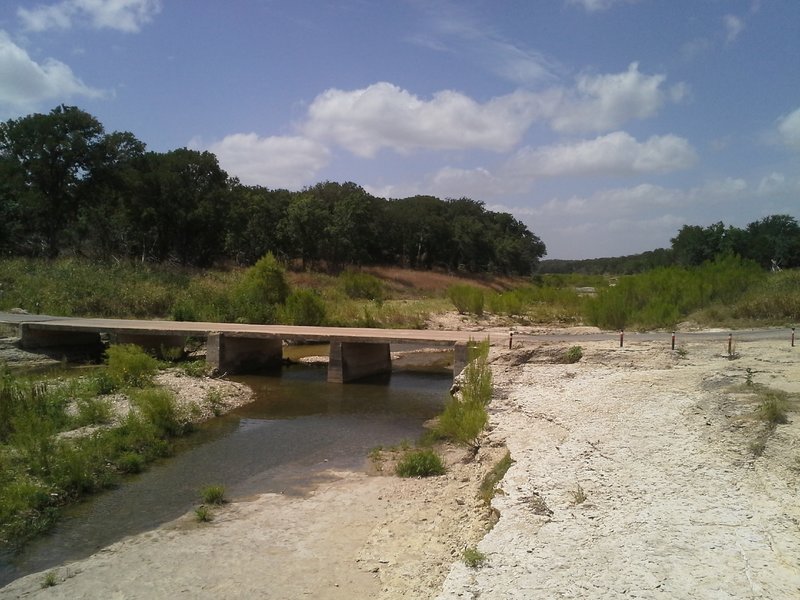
[{"left": 1, "top": 0, "right": 799, "bottom": 259}]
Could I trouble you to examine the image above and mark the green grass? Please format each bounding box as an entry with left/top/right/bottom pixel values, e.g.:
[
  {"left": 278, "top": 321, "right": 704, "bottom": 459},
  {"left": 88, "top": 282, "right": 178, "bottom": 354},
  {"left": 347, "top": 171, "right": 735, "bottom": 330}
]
[
  {"left": 558, "top": 346, "right": 583, "bottom": 364},
  {"left": 0, "top": 363, "right": 195, "bottom": 550},
  {"left": 200, "top": 484, "right": 226, "bottom": 505},
  {"left": 395, "top": 449, "right": 445, "bottom": 477},
  {"left": 194, "top": 505, "right": 213, "bottom": 522},
  {"left": 758, "top": 391, "right": 789, "bottom": 426},
  {"left": 434, "top": 340, "right": 492, "bottom": 448},
  {"left": 479, "top": 451, "right": 513, "bottom": 505}
]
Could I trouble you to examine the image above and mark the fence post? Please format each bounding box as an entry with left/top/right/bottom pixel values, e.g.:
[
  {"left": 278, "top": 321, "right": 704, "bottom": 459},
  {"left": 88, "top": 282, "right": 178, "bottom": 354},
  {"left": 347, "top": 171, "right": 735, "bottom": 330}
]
[
  {"left": 509, "top": 331, "right": 514, "bottom": 350},
  {"left": 728, "top": 333, "right": 733, "bottom": 356},
  {"left": 619, "top": 330, "right": 624, "bottom": 348},
  {"left": 792, "top": 327, "right": 795, "bottom": 348},
  {"left": 671, "top": 331, "right": 676, "bottom": 351}
]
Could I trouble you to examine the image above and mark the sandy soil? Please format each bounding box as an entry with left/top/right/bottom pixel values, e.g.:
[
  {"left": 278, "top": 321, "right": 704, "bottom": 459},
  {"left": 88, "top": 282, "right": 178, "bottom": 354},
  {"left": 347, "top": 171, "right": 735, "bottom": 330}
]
[{"left": 2, "top": 334, "right": 799, "bottom": 599}]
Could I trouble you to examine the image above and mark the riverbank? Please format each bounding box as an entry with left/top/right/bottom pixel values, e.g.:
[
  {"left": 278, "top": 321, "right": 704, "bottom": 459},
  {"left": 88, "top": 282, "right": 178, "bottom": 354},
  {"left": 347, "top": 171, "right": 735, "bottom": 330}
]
[{"left": 2, "top": 333, "right": 798, "bottom": 598}]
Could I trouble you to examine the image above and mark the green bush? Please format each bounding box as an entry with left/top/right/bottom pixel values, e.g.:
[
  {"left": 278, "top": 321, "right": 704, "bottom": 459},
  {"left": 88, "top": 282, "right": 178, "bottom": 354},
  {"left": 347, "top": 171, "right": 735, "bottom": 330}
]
[
  {"left": 395, "top": 449, "right": 445, "bottom": 477},
  {"left": 338, "top": 270, "right": 385, "bottom": 301},
  {"left": 231, "top": 252, "right": 290, "bottom": 324},
  {"left": 584, "top": 256, "right": 765, "bottom": 330},
  {"left": 758, "top": 392, "right": 789, "bottom": 425},
  {"left": 558, "top": 346, "right": 583, "bottom": 364},
  {"left": 280, "top": 288, "right": 327, "bottom": 325},
  {"left": 447, "top": 285, "right": 485, "bottom": 316},
  {"left": 106, "top": 344, "right": 159, "bottom": 388},
  {"left": 131, "top": 388, "right": 183, "bottom": 437}
]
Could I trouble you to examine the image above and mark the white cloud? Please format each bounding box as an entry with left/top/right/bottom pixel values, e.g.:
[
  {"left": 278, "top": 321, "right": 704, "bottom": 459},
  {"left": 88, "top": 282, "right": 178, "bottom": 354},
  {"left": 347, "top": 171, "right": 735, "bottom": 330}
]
[
  {"left": 777, "top": 106, "right": 800, "bottom": 151},
  {"left": 0, "top": 30, "right": 103, "bottom": 113},
  {"left": 756, "top": 172, "right": 786, "bottom": 196},
  {"left": 550, "top": 63, "right": 675, "bottom": 133},
  {"left": 566, "top": 0, "right": 638, "bottom": 12},
  {"left": 303, "top": 82, "right": 543, "bottom": 157},
  {"left": 18, "top": 0, "right": 161, "bottom": 33},
  {"left": 203, "top": 133, "right": 330, "bottom": 190},
  {"left": 723, "top": 14, "right": 745, "bottom": 43},
  {"left": 508, "top": 132, "right": 697, "bottom": 178}
]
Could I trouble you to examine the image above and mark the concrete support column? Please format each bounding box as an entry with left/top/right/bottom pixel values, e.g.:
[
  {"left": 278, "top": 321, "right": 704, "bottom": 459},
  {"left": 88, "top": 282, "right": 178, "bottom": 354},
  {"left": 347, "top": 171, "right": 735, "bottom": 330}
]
[
  {"left": 207, "top": 333, "right": 283, "bottom": 375},
  {"left": 328, "top": 340, "right": 392, "bottom": 383}
]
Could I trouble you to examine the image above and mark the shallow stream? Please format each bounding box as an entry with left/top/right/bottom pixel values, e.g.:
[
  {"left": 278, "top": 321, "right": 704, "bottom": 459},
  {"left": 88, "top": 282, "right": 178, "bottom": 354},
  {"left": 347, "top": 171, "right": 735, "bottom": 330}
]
[{"left": 0, "top": 353, "right": 452, "bottom": 587}]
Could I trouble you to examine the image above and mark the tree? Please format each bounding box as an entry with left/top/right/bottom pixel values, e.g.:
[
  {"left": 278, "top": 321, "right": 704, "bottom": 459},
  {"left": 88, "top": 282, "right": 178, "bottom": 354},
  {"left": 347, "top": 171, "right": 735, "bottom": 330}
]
[
  {"left": 0, "top": 105, "right": 105, "bottom": 257},
  {"left": 127, "top": 149, "right": 230, "bottom": 265},
  {"left": 744, "top": 214, "right": 800, "bottom": 269}
]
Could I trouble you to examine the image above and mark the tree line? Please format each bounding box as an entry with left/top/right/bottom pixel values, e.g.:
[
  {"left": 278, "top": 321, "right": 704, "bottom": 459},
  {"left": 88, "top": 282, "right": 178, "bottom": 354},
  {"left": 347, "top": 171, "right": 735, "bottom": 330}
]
[
  {"left": 540, "top": 215, "right": 800, "bottom": 275},
  {"left": 0, "top": 105, "right": 545, "bottom": 274}
]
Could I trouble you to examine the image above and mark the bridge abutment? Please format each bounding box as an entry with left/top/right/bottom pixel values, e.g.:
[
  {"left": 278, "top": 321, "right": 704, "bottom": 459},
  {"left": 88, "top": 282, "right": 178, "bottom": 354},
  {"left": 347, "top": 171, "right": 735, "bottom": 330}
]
[
  {"left": 328, "top": 340, "right": 392, "bottom": 383},
  {"left": 207, "top": 333, "right": 283, "bottom": 375}
]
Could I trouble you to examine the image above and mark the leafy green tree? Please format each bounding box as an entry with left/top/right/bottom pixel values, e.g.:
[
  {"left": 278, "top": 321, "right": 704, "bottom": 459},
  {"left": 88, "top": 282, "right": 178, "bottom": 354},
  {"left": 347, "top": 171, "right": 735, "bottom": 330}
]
[
  {"left": 744, "top": 214, "right": 800, "bottom": 269},
  {"left": 0, "top": 105, "right": 105, "bottom": 257},
  {"left": 225, "top": 183, "right": 292, "bottom": 264},
  {"left": 127, "top": 149, "right": 230, "bottom": 265}
]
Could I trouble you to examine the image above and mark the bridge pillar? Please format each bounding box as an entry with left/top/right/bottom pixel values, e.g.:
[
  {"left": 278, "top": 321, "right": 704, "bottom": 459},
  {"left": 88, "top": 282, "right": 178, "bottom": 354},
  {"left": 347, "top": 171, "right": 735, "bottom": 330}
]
[
  {"left": 328, "top": 340, "right": 392, "bottom": 383},
  {"left": 207, "top": 333, "right": 283, "bottom": 375}
]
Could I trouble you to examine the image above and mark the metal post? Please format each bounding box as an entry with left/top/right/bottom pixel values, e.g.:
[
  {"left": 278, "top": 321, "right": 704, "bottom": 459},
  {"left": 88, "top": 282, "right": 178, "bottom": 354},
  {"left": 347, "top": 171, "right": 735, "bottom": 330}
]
[
  {"left": 671, "top": 331, "right": 675, "bottom": 351},
  {"left": 792, "top": 328, "right": 795, "bottom": 348},
  {"left": 509, "top": 331, "right": 514, "bottom": 350},
  {"left": 619, "top": 330, "right": 624, "bottom": 348},
  {"left": 728, "top": 333, "right": 733, "bottom": 356}
]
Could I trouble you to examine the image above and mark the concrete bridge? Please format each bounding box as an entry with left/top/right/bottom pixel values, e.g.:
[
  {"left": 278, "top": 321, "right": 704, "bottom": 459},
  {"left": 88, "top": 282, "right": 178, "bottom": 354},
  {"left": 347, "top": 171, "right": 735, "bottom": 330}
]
[{"left": 5, "top": 315, "right": 486, "bottom": 383}]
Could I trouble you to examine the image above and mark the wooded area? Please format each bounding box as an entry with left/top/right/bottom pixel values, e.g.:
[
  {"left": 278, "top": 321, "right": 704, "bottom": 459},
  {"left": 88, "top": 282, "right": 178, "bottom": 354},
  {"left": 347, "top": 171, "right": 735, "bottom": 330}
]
[
  {"left": 3, "top": 105, "right": 798, "bottom": 276},
  {"left": 0, "top": 105, "right": 545, "bottom": 274}
]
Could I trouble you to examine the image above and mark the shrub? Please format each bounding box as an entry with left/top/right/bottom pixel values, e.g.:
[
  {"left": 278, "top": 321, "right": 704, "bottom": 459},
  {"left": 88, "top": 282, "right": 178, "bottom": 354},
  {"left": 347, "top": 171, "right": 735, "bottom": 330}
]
[
  {"left": 181, "top": 360, "right": 209, "bottom": 378},
  {"left": 105, "top": 344, "right": 159, "bottom": 388},
  {"left": 558, "top": 346, "right": 583, "bottom": 364},
  {"left": 231, "top": 252, "right": 290, "bottom": 324},
  {"left": 758, "top": 392, "right": 789, "bottom": 426},
  {"left": 74, "top": 397, "right": 113, "bottom": 427},
  {"left": 200, "top": 484, "right": 226, "bottom": 505},
  {"left": 435, "top": 340, "right": 492, "bottom": 447},
  {"left": 131, "top": 388, "right": 183, "bottom": 437},
  {"left": 116, "top": 451, "right": 146, "bottom": 474},
  {"left": 395, "top": 449, "right": 445, "bottom": 477},
  {"left": 463, "top": 546, "right": 487, "bottom": 568},
  {"left": 195, "top": 505, "right": 212, "bottom": 522},
  {"left": 447, "top": 285, "right": 485, "bottom": 316},
  {"left": 280, "top": 288, "right": 327, "bottom": 325},
  {"left": 338, "top": 270, "right": 385, "bottom": 302}
]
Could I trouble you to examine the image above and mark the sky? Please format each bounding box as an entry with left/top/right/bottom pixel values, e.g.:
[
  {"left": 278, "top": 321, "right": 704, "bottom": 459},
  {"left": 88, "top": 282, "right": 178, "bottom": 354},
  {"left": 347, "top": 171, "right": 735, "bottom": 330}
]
[{"left": 1, "top": 0, "right": 799, "bottom": 259}]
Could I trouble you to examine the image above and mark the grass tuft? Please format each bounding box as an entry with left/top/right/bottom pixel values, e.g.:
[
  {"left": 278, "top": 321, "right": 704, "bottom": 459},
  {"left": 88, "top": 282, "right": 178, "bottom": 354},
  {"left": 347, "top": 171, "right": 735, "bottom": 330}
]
[
  {"left": 463, "top": 546, "right": 487, "bottom": 568},
  {"left": 200, "top": 484, "right": 226, "bottom": 505},
  {"left": 395, "top": 449, "right": 445, "bottom": 478},
  {"left": 479, "top": 451, "right": 513, "bottom": 505}
]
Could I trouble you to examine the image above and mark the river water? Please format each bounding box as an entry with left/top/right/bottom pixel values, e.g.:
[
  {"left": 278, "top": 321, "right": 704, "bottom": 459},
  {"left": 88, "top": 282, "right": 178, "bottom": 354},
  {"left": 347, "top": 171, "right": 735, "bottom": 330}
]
[{"left": 0, "top": 355, "right": 452, "bottom": 587}]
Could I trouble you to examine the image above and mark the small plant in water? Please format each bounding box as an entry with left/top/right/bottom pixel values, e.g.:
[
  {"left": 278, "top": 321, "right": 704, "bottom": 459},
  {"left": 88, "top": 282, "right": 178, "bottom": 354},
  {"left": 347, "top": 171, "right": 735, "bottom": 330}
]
[
  {"left": 463, "top": 546, "right": 487, "bottom": 568},
  {"left": 200, "top": 484, "right": 226, "bottom": 505}
]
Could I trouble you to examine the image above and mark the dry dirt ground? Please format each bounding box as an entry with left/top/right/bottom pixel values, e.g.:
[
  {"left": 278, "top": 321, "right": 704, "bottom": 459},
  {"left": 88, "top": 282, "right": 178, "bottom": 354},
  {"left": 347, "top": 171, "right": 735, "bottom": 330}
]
[{"left": 2, "top": 334, "right": 799, "bottom": 599}]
